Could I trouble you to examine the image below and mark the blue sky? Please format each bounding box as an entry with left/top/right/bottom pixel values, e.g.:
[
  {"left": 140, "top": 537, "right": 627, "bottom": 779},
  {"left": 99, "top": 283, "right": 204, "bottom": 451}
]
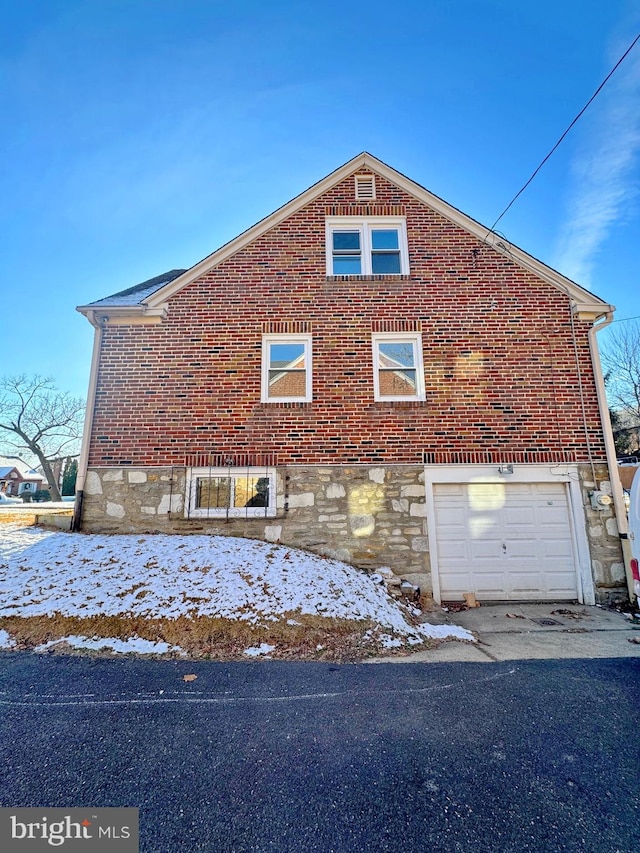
[{"left": 2, "top": 0, "right": 639, "bottom": 402}]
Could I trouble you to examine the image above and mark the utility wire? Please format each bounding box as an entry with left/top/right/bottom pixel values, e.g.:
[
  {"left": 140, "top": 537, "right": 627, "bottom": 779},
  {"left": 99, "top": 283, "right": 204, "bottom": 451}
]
[
  {"left": 488, "top": 32, "right": 640, "bottom": 235},
  {"left": 610, "top": 314, "right": 640, "bottom": 323}
]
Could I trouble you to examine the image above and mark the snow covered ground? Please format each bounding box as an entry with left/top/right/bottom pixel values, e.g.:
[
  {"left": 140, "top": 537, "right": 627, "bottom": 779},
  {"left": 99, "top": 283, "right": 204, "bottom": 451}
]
[{"left": 0, "top": 524, "right": 473, "bottom": 656}]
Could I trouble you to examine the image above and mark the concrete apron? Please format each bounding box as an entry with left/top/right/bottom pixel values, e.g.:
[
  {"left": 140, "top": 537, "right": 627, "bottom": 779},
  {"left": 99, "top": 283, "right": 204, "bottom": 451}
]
[{"left": 375, "top": 603, "right": 640, "bottom": 663}]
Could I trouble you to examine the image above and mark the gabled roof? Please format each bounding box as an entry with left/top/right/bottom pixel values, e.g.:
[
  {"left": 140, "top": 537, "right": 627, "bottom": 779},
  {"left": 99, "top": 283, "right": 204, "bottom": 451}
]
[
  {"left": 77, "top": 153, "right": 613, "bottom": 325},
  {"left": 0, "top": 456, "right": 42, "bottom": 480},
  {"left": 81, "top": 269, "right": 187, "bottom": 309}
]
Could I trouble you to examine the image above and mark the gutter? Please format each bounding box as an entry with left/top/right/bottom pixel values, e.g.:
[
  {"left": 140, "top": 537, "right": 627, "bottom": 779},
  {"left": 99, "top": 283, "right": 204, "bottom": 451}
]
[
  {"left": 588, "top": 313, "right": 634, "bottom": 600},
  {"left": 71, "top": 317, "right": 103, "bottom": 531}
]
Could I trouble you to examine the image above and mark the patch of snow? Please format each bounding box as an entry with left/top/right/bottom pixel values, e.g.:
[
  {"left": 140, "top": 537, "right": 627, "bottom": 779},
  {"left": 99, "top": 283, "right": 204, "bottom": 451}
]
[
  {"left": 0, "top": 529, "right": 474, "bottom": 643},
  {"left": 34, "top": 635, "right": 183, "bottom": 655},
  {"left": 244, "top": 643, "right": 276, "bottom": 657},
  {"left": 415, "top": 623, "right": 473, "bottom": 641},
  {"left": 379, "top": 634, "right": 404, "bottom": 649},
  {"left": 0, "top": 629, "right": 16, "bottom": 649}
]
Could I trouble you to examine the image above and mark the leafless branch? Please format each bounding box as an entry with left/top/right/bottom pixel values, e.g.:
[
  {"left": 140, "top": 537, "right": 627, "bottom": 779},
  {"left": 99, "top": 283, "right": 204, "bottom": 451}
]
[{"left": 0, "top": 374, "right": 85, "bottom": 501}]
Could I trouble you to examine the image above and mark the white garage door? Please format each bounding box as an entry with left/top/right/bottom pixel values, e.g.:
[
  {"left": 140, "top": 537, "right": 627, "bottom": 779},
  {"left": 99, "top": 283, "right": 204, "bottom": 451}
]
[{"left": 433, "top": 481, "right": 578, "bottom": 601}]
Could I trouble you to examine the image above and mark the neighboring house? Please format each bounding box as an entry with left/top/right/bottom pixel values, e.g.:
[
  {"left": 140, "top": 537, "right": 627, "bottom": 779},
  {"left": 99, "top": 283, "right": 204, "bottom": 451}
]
[
  {"left": 0, "top": 455, "right": 44, "bottom": 496},
  {"left": 75, "top": 153, "right": 629, "bottom": 605}
]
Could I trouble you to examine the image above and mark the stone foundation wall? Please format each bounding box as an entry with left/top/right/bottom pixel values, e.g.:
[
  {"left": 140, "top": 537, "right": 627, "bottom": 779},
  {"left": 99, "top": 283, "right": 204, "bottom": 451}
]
[
  {"left": 80, "top": 463, "right": 627, "bottom": 603},
  {"left": 81, "top": 464, "right": 431, "bottom": 591},
  {"left": 578, "top": 463, "right": 627, "bottom": 604}
]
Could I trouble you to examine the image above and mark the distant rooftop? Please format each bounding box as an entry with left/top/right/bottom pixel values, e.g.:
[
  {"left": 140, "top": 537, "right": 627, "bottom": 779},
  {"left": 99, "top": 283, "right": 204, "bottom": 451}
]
[
  {"left": 87, "top": 269, "right": 187, "bottom": 308},
  {"left": 0, "top": 456, "right": 41, "bottom": 478}
]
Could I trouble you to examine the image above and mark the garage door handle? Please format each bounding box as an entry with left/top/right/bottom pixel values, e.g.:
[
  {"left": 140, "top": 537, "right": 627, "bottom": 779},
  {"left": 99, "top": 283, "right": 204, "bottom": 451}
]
[{"left": 502, "top": 543, "right": 507, "bottom": 552}]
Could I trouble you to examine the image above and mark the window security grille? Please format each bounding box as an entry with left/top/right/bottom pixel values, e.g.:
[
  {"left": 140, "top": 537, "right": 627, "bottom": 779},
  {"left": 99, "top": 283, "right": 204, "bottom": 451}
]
[{"left": 184, "top": 464, "right": 277, "bottom": 519}]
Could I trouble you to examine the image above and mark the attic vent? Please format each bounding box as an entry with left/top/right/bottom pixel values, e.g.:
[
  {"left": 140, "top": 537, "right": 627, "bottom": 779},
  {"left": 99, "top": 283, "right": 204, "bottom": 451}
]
[{"left": 355, "top": 174, "right": 376, "bottom": 201}]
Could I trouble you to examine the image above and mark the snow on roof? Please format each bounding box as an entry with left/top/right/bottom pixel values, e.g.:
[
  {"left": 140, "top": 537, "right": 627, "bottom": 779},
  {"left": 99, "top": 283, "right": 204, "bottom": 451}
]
[
  {"left": 0, "top": 456, "right": 41, "bottom": 479},
  {"left": 86, "top": 269, "right": 187, "bottom": 308}
]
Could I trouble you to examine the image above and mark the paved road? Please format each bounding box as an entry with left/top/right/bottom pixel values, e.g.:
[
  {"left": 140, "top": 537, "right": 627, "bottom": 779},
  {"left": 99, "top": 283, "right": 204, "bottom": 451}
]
[{"left": 0, "top": 654, "right": 638, "bottom": 852}]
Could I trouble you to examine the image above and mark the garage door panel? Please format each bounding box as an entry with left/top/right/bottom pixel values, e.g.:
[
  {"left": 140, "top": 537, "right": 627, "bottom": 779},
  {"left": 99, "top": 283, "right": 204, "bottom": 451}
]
[
  {"left": 505, "top": 539, "right": 540, "bottom": 559},
  {"left": 435, "top": 484, "right": 467, "bottom": 497},
  {"left": 536, "top": 504, "right": 569, "bottom": 524},
  {"left": 434, "top": 505, "right": 467, "bottom": 529},
  {"left": 434, "top": 481, "right": 578, "bottom": 601},
  {"left": 503, "top": 506, "right": 537, "bottom": 527},
  {"left": 439, "top": 542, "right": 472, "bottom": 571},
  {"left": 509, "top": 574, "right": 543, "bottom": 594},
  {"left": 470, "top": 539, "right": 504, "bottom": 559},
  {"left": 474, "top": 575, "right": 509, "bottom": 595},
  {"left": 541, "top": 540, "right": 574, "bottom": 559}
]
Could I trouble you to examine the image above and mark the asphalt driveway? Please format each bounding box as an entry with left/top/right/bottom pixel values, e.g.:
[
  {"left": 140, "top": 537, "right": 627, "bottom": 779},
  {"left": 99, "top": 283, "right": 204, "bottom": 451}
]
[{"left": 1, "top": 654, "right": 638, "bottom": 853}]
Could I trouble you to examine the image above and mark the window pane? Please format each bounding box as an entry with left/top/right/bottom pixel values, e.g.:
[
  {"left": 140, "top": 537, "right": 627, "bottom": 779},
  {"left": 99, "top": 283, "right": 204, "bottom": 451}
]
[
  {"left": 371, "top": 229, "right": 399, "bottom": 250},
  {"left": 379, "top": 369, "right": 417, "bottom": 396},
  {"left": 371, "top": 252, "right": 401, "bottom": 274},
  {"left": 269, "top": 342, "right": 305, "bottom": 368},
  {"left": 268, "top": 370, "right": 307, "bottom": 397},
  {"left": 196, "top": 477, "right": 230, "bottom": 509},
  {"left": 333, "top": 231, "right": 360, "bottom": 251},
  {"left": 237, "top": 476, "right": 270, "bottom": 508},
  {"left": 378, "top": 342, "right": 416, "bottom": 368},
  {"left": 333, "top": 256, "right": 362, "bottom": 274}
]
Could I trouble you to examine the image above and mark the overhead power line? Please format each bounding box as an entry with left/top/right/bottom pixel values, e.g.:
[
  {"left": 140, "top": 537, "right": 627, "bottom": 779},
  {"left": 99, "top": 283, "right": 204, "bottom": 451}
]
[
  {"left": 610, "top": 314, "right": 640, "bottom": 324},
  {"left": 489, "top": 32, "right": 640, "bottom": 235}
]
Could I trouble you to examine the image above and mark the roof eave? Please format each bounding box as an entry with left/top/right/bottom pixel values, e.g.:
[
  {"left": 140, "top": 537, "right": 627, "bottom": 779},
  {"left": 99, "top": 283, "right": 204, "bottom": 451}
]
[{"left": 76, "top": 304, "right": 168, "bottom": 327}]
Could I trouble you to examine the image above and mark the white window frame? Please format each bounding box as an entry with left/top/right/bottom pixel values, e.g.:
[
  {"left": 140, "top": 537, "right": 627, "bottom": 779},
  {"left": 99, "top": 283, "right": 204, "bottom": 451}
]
[
  {"left": 372, "top": 332, "right": 425, "bottom": 402},
  {"left": 261, "top": 334, "right": 313, "bottom": 403},
  {"left": 186, "top": 467, "right": 276, "bottom": 518},
  {"left": 325, "top": 217, "right": 409, "bottom": 276}
]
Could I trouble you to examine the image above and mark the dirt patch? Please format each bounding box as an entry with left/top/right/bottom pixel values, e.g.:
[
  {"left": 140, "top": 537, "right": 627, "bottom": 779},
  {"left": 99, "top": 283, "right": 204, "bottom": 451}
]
[{"left": 0, "top": 613, "right": 440, "bottom": 662}]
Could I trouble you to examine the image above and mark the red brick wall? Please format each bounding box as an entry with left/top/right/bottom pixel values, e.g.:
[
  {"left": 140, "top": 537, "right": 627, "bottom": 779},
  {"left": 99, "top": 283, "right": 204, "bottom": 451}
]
[{"left": 88, "top": 171, "right": 607, "bottom": 466}]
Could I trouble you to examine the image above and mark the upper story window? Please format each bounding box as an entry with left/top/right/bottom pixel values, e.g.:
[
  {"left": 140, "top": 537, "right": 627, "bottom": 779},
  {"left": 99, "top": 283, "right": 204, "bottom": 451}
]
[
  {"left": 372, "top": 333, "right": 425, "bottom": 402},
  {"left": 261, "top": 334, "right": 312, "bottom": 402},
  {"left": 326, "top": 217, "right": 409, "bottom": 276}
]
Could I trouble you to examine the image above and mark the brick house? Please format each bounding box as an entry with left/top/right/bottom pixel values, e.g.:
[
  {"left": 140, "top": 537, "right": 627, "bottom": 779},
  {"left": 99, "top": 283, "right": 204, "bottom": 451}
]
[
  {"left": 0, "top": 455, "right": 44, "bottom": 497},
  {"left": 75, "top": 153, "right": 629, "bottom": 604}
]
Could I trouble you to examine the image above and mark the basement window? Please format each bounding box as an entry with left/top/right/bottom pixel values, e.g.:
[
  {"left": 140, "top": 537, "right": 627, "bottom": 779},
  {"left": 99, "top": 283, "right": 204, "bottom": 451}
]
[{"left": 186, "top": 468, "right": 276, "bottom": 518}]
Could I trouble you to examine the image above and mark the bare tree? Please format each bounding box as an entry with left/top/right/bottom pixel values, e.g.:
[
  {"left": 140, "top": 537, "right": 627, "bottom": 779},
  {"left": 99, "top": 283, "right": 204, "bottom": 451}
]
[
  {"left": 0, "top": 375, "right": 85, "bottom": 501},
  {"left": 602, "top": 320, "right": 640, "bottom": 457}
]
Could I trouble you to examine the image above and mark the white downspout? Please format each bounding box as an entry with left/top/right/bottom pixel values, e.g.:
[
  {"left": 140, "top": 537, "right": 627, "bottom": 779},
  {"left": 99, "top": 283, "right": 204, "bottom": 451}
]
[
  {"left": 72, "top": 314, "right": 103, "bottom": 530},
  {"left": 589, "top": 313, "right": 634, "bottom": 600}
]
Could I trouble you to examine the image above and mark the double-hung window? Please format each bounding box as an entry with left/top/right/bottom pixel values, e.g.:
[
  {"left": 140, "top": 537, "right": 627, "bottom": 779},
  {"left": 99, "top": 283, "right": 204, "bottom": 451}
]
[
  {"left": 186, "top": 468, "right": 276, "bottom": 518},
  {"left": 326, "top": 217, "right": 409, "bottom": 276},
  {"left": 372, "top": 333, "right": 425, "bottom": 402},
  {"left": 261, "top": 335, "right": 312, "bottom": 402}
]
